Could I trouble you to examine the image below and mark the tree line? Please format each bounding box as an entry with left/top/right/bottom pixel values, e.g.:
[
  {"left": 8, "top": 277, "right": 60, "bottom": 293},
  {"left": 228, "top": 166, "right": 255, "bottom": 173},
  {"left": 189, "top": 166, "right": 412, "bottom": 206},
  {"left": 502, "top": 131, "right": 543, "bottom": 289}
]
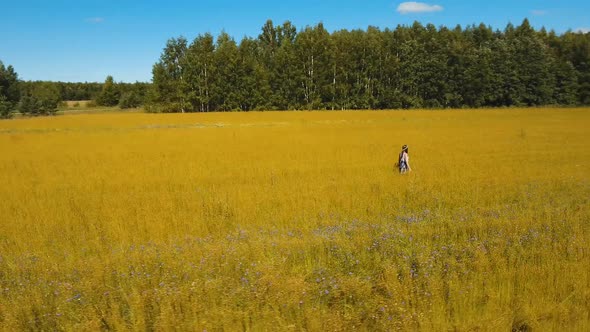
[
  {"left": 0, "top": 66, "right": 150, "bottom": 118},
  {"left": 88, "top": 76, "right": 150, "bottom": 109},
  {"left": 149, "top": 19, "right": 590, "bottom": 112},
  {"left": 2, "top": 18, "right": 589, "bottom": 118},
  {"left": 20, "top": 81, "right": 103, "bottom": 101}
]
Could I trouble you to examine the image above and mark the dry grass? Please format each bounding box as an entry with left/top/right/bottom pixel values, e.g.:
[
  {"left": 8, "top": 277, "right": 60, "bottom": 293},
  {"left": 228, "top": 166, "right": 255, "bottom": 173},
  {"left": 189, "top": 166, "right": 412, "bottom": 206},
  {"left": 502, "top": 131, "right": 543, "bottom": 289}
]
[
  {"left": 64, "top": 100, "right": 93, "bottom": 108},
  {"left": 58, "top": 101, "right": 138, "bottom": 115},
  {"left": 0, "top": 108, "right": 589, "bottom": 330}
]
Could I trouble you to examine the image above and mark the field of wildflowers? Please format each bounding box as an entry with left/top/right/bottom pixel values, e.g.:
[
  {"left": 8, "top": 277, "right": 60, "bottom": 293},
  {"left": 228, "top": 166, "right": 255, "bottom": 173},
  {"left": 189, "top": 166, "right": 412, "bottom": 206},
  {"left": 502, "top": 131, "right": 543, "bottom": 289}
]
[{"left": 0, "top": 108, "right": 589, "bottom": 330}]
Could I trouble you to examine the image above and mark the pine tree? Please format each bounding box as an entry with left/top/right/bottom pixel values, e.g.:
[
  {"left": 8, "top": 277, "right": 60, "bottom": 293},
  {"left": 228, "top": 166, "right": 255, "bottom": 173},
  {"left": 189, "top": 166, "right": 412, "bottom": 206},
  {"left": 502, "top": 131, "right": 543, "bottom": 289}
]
[
  {"left": 96, "top": 76, "right": 120, "bottom": 106},
  {"left": 213, "top": 32, "right": 240, "bottom": 111},
  {"left": 0, "top": 61, "right": 20, "bottom": 117},
  {"left": 0, "top": 95, "right": 12, "bottom": 118},
  {"left": 237, "top": 37, "right": 272, "bottom": 110},
  {"left": 274, "top": 22, "right": 303, "bottom": 109}
]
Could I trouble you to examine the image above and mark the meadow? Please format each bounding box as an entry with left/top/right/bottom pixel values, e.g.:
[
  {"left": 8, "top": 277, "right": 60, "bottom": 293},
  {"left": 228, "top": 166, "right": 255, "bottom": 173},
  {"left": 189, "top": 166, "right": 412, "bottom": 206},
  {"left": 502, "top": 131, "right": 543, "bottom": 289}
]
[{"left": 0, "top": 108, "right": 589, "bottom": 331}]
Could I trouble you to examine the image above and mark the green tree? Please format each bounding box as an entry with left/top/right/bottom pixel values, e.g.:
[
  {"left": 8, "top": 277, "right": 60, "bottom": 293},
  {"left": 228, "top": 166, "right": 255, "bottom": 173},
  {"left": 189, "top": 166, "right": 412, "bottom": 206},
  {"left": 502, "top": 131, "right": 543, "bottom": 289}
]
[
  {"left": 149, "top": 37, "right": 188, "bottom": 112},
  {"left": 512, "top": 19, "right": 554, "bottom": 106},
  {"left": 96, "top": 75, "right": 120, "bottom": 106},
  {"left": 438, "top": 25, "right": 467, "bottom": 108},
  {"left": 119, "top": 82, "right": 149, "bottom": 109},
  {"left": 236, "top": 37, "right": 272, "bottom": 110},
  {"left": 0, "top": 61, "right": 20, "bottom": 117},
  {"left": 329, "top": 29, "right": 353, "bottom": 110},
  {"left": 0, "top": 95, "right": 12, "bottom": 118},
  {"left": 490, "top": 35, "right": 523, "bottom": 106},
  {"left": 462, "top": 44, "right": 497, "bottom": 107},
  {"left": 18, "top": 95, "right": 39, "bottom": 115},
  {"left": 273, "top": 22, "right": 303, "bottom": 109},
  {"left": 18, "top": 82, "right": 60, "bottom": 116},
  {"left": 550, "top": 59, "right": 579, "bottom": 105},
  {"left": 560, "top": 31, "right": 590, "bottom": 104},
  {"left": 378, "top": 28, "right": 403, "bottom": 109},
  {"left": 147, "top": 18, "right": 590, "bottom": 111},
  {"left": 212, "top": 32, "right": 241, "bottom": 111},
  {"left": 295, "top": 23, "right": 331, "bottom": 109},
  {"left": 184, "top": 34, "right": 215, "bottom": 112}
]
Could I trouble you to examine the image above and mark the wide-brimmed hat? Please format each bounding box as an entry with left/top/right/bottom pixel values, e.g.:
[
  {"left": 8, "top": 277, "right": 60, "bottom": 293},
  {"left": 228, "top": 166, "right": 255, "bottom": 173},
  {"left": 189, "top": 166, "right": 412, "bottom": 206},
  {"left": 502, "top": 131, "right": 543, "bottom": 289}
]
[{"left": 402, "top": 145, "right": 408, "bottom": 151}]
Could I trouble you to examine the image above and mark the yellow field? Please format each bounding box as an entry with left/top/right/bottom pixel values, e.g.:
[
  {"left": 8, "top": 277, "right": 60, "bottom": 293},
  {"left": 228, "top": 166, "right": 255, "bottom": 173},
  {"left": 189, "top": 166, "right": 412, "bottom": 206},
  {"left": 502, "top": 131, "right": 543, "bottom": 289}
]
[{"left": 0, "top": 109, "right": 589, "bottom": 330}]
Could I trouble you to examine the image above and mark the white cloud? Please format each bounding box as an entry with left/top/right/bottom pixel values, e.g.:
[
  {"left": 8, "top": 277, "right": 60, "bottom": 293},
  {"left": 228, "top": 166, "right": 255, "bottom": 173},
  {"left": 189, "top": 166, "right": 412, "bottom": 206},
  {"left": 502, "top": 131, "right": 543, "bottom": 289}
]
[
  {"left": 85, "top": 17, "right": 104, "bottom": 24},
  {"left": 397, "top": 2, "right": 443, "bottom": 14},
  {"left": 575, "top": 27, "right": 590, "bottom": 33},
  {"left": 530, "top": 10, "right": 547, "bottom": 16}
]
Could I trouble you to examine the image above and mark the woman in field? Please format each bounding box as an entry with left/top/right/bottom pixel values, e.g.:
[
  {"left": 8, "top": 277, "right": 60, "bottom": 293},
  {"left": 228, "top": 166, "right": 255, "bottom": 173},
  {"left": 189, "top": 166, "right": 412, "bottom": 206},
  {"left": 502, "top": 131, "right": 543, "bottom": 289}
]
[{"left": 398, "top": 145, "right": 411, "bottom": 174}]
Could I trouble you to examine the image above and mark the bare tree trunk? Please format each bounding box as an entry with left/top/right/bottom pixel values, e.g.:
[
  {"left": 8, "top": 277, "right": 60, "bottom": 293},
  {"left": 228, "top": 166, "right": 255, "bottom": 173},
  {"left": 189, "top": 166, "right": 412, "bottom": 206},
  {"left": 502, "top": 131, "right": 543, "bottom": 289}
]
[
  {"left": 204, "top": 64, "right": 209, "bottom": 112},
  {"left": 332, "top": 65, "right": 336, "bottom": 110},
  {"left": 310, "top": 54, "right": 314, "bottom": 108}
]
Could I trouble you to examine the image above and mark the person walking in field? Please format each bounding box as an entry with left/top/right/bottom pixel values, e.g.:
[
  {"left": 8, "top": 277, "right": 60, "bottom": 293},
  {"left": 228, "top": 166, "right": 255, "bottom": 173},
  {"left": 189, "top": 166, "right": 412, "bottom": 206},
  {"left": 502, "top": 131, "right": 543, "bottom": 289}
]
[{"left": 398, "top": 145, "right": 411, "bottom": 174}]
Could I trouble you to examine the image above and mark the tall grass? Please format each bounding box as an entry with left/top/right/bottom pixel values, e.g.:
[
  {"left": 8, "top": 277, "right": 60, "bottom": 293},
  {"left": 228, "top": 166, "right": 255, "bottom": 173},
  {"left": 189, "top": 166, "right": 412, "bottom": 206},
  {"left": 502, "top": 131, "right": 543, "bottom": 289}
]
[{"left": 0, "top": 109, "right": 589, "bottom": 330}]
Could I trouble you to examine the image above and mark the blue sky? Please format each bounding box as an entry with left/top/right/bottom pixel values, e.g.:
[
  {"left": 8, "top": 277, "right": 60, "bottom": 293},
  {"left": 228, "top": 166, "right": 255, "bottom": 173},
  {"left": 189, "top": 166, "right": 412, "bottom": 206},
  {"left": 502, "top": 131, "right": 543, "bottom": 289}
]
[{"left": 1, "top": 1, "right": 588, "bottom": 83}]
